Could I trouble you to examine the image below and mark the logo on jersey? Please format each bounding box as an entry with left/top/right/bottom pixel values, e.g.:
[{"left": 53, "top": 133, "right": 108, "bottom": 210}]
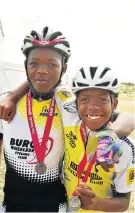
[
  {"left": 126, "top": 168, "right": 135, "bottom": 185},
  {"left": 67, "top": 161, "right": 103, "bottom": 185},
  {"left": 61, "top": 90, "right": 72, "bottom": 98},
  {"left": 63, "top": 101, "right": 77, "bottom": 113},
  {"left": 27, "top": 137, "right": 54, "bottom": 164},
  {"left": 58, "top": 90, "right": 72, "bottom": 101},
  {"left": 10, "top": 138, "right": 34, "bottom": 159},
  {"left": 10, "top": 137, "right": 54, "bottom": 161},
  {"left": 66, "top": 131, "right": 77, "bottom": 148},
  {"left": 40, "top": 106, "right": 58, "bottom": 117},
  {"left": 120, "top": 136, "right": 135, "bottom": 164}
]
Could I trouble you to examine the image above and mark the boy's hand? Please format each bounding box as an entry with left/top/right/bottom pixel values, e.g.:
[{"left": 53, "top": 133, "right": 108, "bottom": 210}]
[
  {"left": 75, "top": 182, "right": 97, "bottom": 210},
  {"left": 0, "top": 97, "right": 16, "bottom": 123},
  {"left": 88, "top": 134, "right": 122, "bottom": 173},
  {"left": 97, "top": 137, "right": 123, "bottom": 163},
  {"left": 98, "top": 161, "right": 114, "bottom": 172}
]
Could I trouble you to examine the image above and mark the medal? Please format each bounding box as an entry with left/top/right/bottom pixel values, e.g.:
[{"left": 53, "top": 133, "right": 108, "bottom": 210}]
[
  {"left": 35, "top": 163, "right": 47, "bottom": 174},
  {"left": 70, "top": 122, "right": 97, "bottom": 211},
  {"left": 69, "top": 196, "right": 81, "bottom": 211},
  {"left": 27, "top": 91, "right": 55, "bottom": 174}
]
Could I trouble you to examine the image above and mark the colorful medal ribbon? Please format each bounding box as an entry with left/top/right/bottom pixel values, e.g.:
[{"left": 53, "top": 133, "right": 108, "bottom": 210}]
[
  {"left": 27, "top": 90, "right": 55, "bottom": 164},
  {"left": 72, "top": 122, "right": 97, "bottom": 196}
]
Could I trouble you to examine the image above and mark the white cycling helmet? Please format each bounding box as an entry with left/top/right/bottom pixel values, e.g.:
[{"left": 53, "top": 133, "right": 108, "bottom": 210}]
[
  {"left": 21, "top": 26, "right": 71, "bottom": 63},
  {"left": 72, "top": 66, "right": 120, "bottom": 96}
]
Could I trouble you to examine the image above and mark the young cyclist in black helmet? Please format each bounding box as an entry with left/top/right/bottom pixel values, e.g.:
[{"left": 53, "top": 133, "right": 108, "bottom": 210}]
[{"left": 0, "top": 26, "right": 71, "bottom": 212}]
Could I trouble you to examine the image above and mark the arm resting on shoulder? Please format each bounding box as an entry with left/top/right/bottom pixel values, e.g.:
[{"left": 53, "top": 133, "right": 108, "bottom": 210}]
[
  {"left": 111, "top": 110, "right": 134, "bottom": 137},
  {"left": 0, "top": 81, "right": 29, "bottom": 122},
  {"left": 7, "top": 81, "right": 29, "bottom": 102}
]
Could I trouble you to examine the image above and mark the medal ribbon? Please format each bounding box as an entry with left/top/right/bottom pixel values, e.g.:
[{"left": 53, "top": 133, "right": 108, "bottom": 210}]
[
  {"left": 27, "top": 90, "right": 55, "bottom": 163},
  {"left": 72, "top": 122, "right": 97, "bottom": 196}
]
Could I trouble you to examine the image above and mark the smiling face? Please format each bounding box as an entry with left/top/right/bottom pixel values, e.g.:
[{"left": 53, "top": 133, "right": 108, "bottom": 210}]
[
  {"left": 27, "top": 47, "right": 64, "bottom": 93},
  {"left": 77, "top": 88, "right": 118, "bottom": 130}
]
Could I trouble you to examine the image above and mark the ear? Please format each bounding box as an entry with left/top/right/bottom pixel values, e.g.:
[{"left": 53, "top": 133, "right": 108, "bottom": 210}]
[
  {"left": 112, "top": 98, "right": 118, "bottom": 111},
  {"left": 75, "top": 99, "right": 78, "bottom": 110},
  {"left": 62, "top": 63, "right": 67, "bottom": 74},
  {"left": 24, "top": 60, "right": 27, "bottom": 71}
]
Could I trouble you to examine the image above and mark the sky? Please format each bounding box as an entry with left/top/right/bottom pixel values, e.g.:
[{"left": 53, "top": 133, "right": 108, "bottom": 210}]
[{"left": 0, "top": 0, "right": 135, "bottom": 83}]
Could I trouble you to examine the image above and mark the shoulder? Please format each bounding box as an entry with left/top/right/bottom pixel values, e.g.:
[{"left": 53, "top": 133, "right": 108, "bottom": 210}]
[
  {"left": 55, "top": 84, "right": 75, "bottom": 101},
  {"left": 0, "top": 91, "right": 10, "bottom": 102},
  {"left": 17, "top": 94, "right": 27, "bottom": 106},
  {"left": 114, "top": 136, "right": 135, "bottom": 192}
]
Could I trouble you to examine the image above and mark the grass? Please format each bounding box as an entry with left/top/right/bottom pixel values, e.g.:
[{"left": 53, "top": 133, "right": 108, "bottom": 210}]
[{"left": 0, "top": 94, "right": 134, "bottom": 211}]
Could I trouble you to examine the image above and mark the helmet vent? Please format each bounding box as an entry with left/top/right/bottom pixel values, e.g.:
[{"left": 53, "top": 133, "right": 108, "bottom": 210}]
[
  {"left": 49, "top": 31, "right": 62, "bottom": 41},
  {"left": 43, "top": 27, "right": 49, "bottom": 38},
  {"left": 72, "top": 81, "right": 76, "bottom": 87},
  {"left": 63, "top": 41, "right": 70, "bottom": 48},
  {"left": 95, "top": 82, "right": 110, "bottom": 87},
  {"left": 90, "top": 67, "right": 97, "bottom": 79},
  {"left": 112, "top": 78, "right": 118, "bottom": 86},
  {"left": 31, "top": 30, "right": 40, "bottom": 40},
  {"left": 77, "top": 82, "right": 89, "bottom": 87},
  {"left": 99, "top": 68, "right": 110, "bottom": 78},
  {"left": 80, "top": 68, "right": 86, "bottom": 79}
]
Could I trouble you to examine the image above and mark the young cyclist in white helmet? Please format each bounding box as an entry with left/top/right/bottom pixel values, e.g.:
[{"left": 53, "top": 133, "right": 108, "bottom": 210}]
[
  {"left": 0, "top": 27, "right": 134, "bottom": 212},
  {"left": 54, "top": 66, "right": 134, "bottom": 212}
]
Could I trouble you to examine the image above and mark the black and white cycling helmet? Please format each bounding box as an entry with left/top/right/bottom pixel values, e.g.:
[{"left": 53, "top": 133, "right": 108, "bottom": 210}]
[
  {"left": 72, "top": 66, "right": 120, "bottom": 96},
  {"left": 21, "top": 26, "right": 71, "bottom": 63}
]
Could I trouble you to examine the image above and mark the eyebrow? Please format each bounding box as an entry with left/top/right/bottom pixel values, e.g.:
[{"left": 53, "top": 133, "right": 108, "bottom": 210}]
[
  {"left": 29, "top": 58, "right": 59, "bottom": 63},
  {"left": 80, "top": 93, "right": 109, "bottom": 97},
  {"left": 29, "top": 57, "right": 37, "bottom": 60},
  {"left": 48, "top": 59, "right": 59, "bottom": 62}
]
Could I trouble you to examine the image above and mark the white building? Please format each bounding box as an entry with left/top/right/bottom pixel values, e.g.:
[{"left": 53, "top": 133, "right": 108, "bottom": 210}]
[{"left": 0, "top": 21, "right": 26, "bottom": 94}]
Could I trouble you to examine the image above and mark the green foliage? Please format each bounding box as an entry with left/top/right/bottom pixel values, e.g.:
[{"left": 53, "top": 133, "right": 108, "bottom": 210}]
[{"left": 120, "top": 83, "right": 134, "bottom": 95}]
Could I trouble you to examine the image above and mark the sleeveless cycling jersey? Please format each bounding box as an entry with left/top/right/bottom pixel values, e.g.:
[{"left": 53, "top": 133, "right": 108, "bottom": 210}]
[
  {"left": 0, "top": 94, "right": 66, "bottom": 211},
  {"left": 55, "top": 85, "right": 135, "bottom": 212}
]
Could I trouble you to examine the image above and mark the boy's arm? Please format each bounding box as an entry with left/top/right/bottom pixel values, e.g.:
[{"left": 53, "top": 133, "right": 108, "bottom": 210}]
[
  {"left": 94, "top": 192, "right": 131, "bottom": 212},
  {"left": 111, "top": 110, "right": 134, "bottom": 137},
  {"left": 76, "top": 139, "right": 134, "bottom": 212},
  {"left": 8, "top": 81, "right": 29, "bottom": 102},
  {"left": 76, "top": 185, "right": 130, "bottom": 212},
  {"left": 0, "top": 83, "right": 134, "bottom": 137},
  {"left": 0, "top": 81, "right": 29, "bottom": 122}
]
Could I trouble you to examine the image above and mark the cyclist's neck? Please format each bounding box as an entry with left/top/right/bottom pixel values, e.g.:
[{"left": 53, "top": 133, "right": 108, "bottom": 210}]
[{"left": 31, "top": 89, "right": 54, "bottom": 101}]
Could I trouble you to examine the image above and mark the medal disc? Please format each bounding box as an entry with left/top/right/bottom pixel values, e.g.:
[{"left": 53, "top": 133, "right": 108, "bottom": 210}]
[
  {"left": 35, "top": 163, "right": 47, "bottom": 174},
  {"left": 69, "top": 196, "right": 81, "bottom": 211}
]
